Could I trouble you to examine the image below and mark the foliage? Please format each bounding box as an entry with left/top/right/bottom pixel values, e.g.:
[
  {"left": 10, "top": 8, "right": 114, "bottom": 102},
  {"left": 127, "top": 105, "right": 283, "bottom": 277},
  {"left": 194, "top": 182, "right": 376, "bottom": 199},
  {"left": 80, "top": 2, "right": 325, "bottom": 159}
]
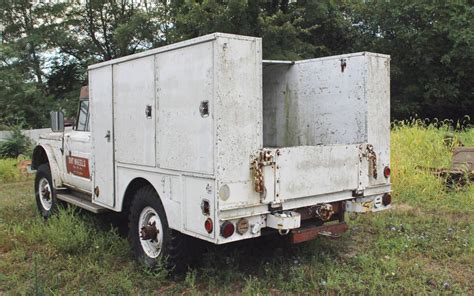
[
  {"left": 0, "top": 157, "right": 31, "bottom": 183},
  {"left": 391, "top": 120, "right": 473, "bottom": 211},
  {"left": 349, "top": 1, "right": 474, "bottom": 121},
  {"left": 0, "top": 127, "right": 32, "bottom": 158},
  {"left": 171, "top": 0, "right": 350, "bottom": 60},
  {"left": 0, "top": 1, "right": 472, "bottom": 127},
  {"left": 0, "top": 126, "right": 472, "bottom": 294}
]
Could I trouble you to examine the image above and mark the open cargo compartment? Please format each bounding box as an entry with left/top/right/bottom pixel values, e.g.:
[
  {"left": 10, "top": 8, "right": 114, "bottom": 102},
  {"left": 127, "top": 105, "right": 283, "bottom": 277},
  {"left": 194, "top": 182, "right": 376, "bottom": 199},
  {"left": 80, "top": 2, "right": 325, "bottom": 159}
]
[
  {"left": 259, "top": 53, "right": 391, "bottom": 205},
  {"left": 217, "top": 50, "right": 391, "bottom": 219},
  {"left": 263, "top": 52, "right": 390, "bottom": 204}
]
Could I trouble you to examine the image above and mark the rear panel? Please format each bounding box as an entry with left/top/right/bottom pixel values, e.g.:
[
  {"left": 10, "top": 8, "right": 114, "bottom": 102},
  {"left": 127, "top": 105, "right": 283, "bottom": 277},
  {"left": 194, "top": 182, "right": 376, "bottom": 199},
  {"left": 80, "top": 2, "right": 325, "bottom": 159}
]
[
  {"left": 366, "top": 55, "right": 391, "bottom": 187},
  {"left": 274, "top": 145, "right": 361, "bottom": 201}
]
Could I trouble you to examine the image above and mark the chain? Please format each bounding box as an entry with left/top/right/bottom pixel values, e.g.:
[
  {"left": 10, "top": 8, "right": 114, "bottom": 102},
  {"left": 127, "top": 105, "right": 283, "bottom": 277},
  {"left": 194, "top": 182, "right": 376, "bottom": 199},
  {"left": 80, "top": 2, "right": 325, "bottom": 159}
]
[
  {"left": 366, "top": 144, "right": 377, "bottom": 179},
  {"left": 251, "top": 149, "right": 273, "bottom": 193},
  {"left": 251, "top": 159, "right": 265, "bottom": 193}
]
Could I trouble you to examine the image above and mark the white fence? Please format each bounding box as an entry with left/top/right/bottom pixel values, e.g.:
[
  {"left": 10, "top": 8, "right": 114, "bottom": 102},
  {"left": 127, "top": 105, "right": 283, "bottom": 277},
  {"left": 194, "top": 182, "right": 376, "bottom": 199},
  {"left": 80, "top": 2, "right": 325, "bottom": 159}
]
[{"left": 0, "top": 128, "right": 51, "bottom": 145}]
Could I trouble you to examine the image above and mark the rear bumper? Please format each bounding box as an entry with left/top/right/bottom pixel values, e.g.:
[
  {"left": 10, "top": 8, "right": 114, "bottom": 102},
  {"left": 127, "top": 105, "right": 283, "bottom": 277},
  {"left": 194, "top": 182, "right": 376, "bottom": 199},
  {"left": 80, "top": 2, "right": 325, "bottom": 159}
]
[{"left": 290, "top": 222, "right": 349, "bottom": 244}]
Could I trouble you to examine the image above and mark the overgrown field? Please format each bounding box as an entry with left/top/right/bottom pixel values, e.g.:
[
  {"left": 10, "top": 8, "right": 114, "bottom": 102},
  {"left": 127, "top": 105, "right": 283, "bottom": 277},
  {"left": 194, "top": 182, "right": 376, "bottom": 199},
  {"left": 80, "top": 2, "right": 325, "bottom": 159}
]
[{"left": 0, "top": 123, "right": 473, "bottom": 295}]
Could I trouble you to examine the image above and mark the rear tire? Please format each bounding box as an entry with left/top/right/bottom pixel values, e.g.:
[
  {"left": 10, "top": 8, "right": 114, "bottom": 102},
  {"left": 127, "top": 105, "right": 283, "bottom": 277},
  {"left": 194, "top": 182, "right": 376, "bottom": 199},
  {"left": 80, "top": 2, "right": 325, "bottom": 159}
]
[
  {"left": 128, "top": 186, "right": 193, "bottom": 272},
  {"left": 34, "top": 164, "right": 58, "bottom": 219}
]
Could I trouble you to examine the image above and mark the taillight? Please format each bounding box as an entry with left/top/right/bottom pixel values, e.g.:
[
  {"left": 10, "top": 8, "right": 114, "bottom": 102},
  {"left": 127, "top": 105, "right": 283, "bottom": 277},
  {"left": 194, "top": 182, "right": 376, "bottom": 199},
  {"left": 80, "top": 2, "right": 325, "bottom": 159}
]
[
  {"left": 220, "top": 221, "right": 235, "bottom": 238},
  {"left": 236, "top": 218, "right": 249, "bottom": 235},
  {"left": 382, "top": 193, "right": 392, "bottom": 206},
  {"left": 204, "top": 218, "right": 213, "bottom": 234},
  {"left": 383, "top": 166, "right": 391, "bottom": 178}
]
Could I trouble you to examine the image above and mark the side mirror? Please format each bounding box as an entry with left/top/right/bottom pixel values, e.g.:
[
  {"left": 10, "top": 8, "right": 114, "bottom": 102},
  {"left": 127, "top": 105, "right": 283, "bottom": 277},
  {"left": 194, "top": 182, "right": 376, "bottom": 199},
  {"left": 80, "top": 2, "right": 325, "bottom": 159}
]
[{"left": 50, "top": 111, "right": 65, "bottom": 132}]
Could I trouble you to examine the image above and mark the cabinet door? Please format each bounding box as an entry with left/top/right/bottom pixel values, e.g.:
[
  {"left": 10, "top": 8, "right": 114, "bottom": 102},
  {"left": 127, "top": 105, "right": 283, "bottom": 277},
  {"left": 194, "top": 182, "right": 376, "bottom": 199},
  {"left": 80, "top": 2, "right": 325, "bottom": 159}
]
[
  {"left": 90, "top": 65, "right": 115, "bottom": 207},
  {"left": 155, "top": 41, "right": 214, "bottom": 175},
  {"left": 113, "top": 56, "right": 156, "bottom": 167}
]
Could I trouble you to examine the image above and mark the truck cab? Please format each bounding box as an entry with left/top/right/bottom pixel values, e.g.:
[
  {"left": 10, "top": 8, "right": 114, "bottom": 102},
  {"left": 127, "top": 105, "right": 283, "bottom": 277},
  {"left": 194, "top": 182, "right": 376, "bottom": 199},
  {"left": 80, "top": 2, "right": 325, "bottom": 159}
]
[
  {"left": 31, "top": 86, "right": 97, "bottom": 215},
  {"left": 31, "top": 33, "right": 392, "bottom": 272}
]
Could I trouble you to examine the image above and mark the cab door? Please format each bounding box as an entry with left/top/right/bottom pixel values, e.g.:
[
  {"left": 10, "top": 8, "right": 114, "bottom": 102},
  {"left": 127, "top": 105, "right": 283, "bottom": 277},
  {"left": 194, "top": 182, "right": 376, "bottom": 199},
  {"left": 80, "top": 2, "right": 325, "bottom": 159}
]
[{"left": 63, "top": 99, "right": 92, "bottom": 192}]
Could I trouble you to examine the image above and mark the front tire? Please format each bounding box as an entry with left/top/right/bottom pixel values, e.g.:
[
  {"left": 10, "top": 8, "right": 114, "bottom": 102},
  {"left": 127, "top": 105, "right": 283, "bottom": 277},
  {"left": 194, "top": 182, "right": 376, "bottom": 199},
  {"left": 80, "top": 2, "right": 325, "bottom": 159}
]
[
  {"left": 128, "top": 186, "right": 193, "bottom": 272},
  {"left": 34, "top": 164, "right": 57, "bottom": 219}
]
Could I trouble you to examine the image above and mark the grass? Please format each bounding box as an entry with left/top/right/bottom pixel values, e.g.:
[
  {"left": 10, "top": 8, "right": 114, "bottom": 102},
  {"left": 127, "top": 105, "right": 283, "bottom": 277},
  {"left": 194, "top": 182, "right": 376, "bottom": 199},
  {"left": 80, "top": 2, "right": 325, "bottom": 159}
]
[{"left": 0, "top": 122, "right": 473, "bottom": 295}]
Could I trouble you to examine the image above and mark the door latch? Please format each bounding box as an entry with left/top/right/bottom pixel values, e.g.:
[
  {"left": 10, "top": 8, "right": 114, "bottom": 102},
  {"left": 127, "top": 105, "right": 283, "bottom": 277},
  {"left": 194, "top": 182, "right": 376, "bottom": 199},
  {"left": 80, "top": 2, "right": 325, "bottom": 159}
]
[
  {"left": 199, "top": 101, "right": 209, "bottom": 118},
  {"left": 104, "top": 130, "right": 111, "bottom": 142},
  {"left": 145, "top": 105, "right": 152, "bottom": 119}
]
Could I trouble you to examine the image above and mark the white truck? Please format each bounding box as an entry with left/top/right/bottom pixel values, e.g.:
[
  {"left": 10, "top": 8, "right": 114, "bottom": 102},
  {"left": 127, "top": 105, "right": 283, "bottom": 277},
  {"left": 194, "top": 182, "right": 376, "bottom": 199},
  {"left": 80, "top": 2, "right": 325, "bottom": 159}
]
[{"left": 31, "top": 33, "right": 392, "bottom": 270}]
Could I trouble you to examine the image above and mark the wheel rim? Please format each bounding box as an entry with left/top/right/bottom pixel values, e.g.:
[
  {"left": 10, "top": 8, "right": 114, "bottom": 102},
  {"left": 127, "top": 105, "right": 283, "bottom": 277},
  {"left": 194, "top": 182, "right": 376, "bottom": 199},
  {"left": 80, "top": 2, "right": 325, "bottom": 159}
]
[
  {"left": 38, "top": 177, "right": 53, "bottom": 211},
  {"left": 139, "top": 206, "right": 163, "bottom": 259}
]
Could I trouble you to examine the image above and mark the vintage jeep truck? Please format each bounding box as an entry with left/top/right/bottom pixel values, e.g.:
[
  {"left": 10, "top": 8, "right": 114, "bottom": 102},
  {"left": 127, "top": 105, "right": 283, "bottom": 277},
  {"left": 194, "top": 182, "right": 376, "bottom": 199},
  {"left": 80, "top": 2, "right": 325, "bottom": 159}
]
[{"left": 31, "top": 33, "right": 392, "bottom": 270}]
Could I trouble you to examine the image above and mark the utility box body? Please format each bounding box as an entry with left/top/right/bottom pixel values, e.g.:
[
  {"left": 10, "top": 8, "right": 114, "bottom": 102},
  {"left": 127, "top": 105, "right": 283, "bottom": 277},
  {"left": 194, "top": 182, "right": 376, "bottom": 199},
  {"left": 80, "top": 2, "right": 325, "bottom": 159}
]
[{"left": 38, "top": 33, "right": 391, "bottom": 245}]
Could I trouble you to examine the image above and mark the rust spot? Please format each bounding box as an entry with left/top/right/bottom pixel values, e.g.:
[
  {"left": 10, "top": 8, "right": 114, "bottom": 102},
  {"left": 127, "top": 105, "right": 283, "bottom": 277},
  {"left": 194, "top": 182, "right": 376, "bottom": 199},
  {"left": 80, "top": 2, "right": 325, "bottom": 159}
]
[
  {"left": 290, "top": 222, "right": 348, "bottom": 244},
  {"left": 17, "top": 160, "right": 32, "bottom": 173},
  {"left": 140, "top": 221, "right": 159, "bottom": 241}
]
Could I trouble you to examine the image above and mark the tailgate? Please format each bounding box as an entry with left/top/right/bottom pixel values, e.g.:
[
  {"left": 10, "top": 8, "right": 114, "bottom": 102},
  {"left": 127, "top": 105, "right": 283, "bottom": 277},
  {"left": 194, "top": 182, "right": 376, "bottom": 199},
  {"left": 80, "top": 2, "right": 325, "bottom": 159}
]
[{"left": 271, "top": 145, "right": 360, "bottom": 202}]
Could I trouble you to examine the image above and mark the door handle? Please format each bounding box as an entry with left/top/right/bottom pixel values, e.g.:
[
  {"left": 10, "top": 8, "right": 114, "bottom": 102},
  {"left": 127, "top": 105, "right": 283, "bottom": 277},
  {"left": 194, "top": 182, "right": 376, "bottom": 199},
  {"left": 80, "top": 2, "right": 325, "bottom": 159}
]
[
  {"left": 145, "top": 105, "right": 152, "bottom": 119},
  {"left": 104, "top": 130, "right": 111, "bottom": 142}
]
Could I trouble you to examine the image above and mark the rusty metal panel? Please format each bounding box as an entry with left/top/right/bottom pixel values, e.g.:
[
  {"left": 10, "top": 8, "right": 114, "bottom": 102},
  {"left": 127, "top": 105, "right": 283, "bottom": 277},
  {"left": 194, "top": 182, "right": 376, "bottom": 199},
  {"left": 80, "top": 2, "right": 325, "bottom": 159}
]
[
  {"left": 113, "top": 56, "right": 156, "bottom": 167},
  {"left": 156, "top": 41, "right": 214, "bottom": 174},
  {"left": 452, "top": 147, "right": 474, "bottom": 171},
  {"left": 290, "top": 222, "right": 349, "bottom": 244}
]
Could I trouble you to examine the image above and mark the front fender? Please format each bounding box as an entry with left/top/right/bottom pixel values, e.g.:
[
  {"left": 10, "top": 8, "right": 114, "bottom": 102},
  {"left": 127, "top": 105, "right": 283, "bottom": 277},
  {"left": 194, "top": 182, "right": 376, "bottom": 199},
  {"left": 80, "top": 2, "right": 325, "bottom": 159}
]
[{"left": 32, "top": 144, "right": 64, "bottom": 188}]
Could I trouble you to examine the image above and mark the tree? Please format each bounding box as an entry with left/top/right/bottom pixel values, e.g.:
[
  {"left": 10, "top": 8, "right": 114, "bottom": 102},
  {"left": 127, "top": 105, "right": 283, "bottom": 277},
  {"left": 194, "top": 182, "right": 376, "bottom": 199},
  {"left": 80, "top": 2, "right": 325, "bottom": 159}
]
[
  {"left": 0, "top": 2, "right": 56, "bottom": 127},
  {"left": 350, "top": 1, "right": 474, "bottom": 121},
  {"left": 0, "top": 1, "right": 174, "bottom": 126},
  {"left": 0, "top": 0, "right": 472, "bottom": 126},
  {"left": 170, "top": 0, "right": 318, "bottom": 59}
]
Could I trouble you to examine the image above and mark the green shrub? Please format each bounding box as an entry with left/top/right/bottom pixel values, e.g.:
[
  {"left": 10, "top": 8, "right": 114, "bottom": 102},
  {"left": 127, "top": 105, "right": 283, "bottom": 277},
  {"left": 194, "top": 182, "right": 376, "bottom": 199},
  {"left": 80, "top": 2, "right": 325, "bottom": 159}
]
[
  {"left": 0, "top": 127, "right": 32, "bottom": 158},
  {"left": 0, "top": 157, "right": 31, "bottom": 183}
]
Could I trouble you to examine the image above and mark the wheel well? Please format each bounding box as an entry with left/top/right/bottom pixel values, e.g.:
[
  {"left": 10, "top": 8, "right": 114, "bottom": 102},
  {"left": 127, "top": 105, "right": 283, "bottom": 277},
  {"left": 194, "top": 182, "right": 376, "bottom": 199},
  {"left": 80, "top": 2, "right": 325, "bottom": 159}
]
[
  {"left": 122, "top": 178, "right": 156, "bottom": 213},
  {"left": 32, "top": 146, "right": 49, "bottom": 170}
]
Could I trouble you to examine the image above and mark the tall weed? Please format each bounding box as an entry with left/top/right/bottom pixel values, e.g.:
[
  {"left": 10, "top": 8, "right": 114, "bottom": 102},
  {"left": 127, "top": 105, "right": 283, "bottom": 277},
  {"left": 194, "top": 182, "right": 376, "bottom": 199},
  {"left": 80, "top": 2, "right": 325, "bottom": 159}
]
[{"left": 391, "top": 119, "right": 473, "bottom": 211}]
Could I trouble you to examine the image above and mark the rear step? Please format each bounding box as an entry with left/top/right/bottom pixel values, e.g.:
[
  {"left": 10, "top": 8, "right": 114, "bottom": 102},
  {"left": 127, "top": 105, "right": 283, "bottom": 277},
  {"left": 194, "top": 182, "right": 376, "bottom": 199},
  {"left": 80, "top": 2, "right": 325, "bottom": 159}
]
[{"left": 56, "top": 193, "right": 106, "bottom": 213}]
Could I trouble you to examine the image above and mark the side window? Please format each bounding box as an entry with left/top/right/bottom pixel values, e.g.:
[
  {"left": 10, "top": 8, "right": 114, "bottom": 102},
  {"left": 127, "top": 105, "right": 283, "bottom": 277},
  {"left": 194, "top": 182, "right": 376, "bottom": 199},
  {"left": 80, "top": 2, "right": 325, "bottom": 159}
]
[{"left": 76, "top": 100, "right": 89, "bottom": 131}]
